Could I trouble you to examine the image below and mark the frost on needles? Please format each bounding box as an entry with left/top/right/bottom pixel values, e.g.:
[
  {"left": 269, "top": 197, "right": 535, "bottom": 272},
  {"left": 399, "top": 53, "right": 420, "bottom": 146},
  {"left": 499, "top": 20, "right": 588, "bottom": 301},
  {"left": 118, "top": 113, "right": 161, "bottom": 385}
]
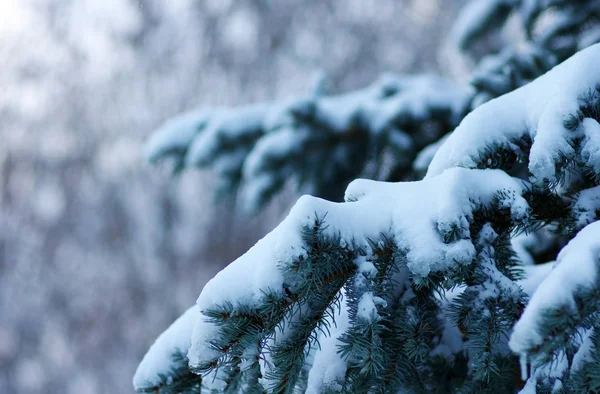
[{"left": 135, "top": 44, "right": 600, "bottom": 393}]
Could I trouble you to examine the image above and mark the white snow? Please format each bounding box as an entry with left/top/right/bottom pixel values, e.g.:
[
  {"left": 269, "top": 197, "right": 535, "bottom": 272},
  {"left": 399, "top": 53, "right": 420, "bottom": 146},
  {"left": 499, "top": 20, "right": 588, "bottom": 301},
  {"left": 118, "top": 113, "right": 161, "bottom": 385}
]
[
  {"left": 186, "top": 167, "right": 528, "bottom": 370},
  {"left": 451, "top": 0, "right": 508, "bottom": 49},
  {"left": 137, "top": 42, "right": 600, "bottom": 392},
  {"left": 510, "top": 221, "right": 600, "bottom": 366},
  {"left": 573, "top": 185, "right": 600, "bottom": 229},
  {"left": 518, "top": 351, "right": 570, "bottom": 393},
  {"left": 428, "top": 43, "right": 600, "bottom": 184},
  {"left": 362, "top": 75, "right": 472, "bottom": 134},
  {"left": 243, "top": 127, "right": 308, "bottom": 178},
  {"left": 306, "top": 295, "right": 350, "bottom": 394},
  {"left": 145, "top": 73, "right": 471, "bottom": 212},
  {"left": 133, "top": 305, "right": 199, "bottom": 391},
  {"left": 145, "top": 111, "right": 211, "bottom": 163},
  {"left": 511, "top": 232, "right": 535, "bottom": 266},
  {"left": 356, "top": 257, "right": 378, "bottom": 277},
  {"left": 185, "top": 105, "right": 266, "bottom": 167},
  {"left": 518, "top": 262, "right": 554, "bottom": 296},
  {"left": 413, "top": 135, "right": 449, "bottom": 174},
  {"left": 581, "top": 117, "right": 600, "bottom": 176},
  {"left": 518, "top": 374, "right": 537, "bottom": 394},
  {"left": 356, "top": 292, "right": 386, "bottom": 321},
  {"left": 572, "top": 328, "right": 594, "bottom": 372},
  {"left": 431, "top": 285, "right": 466, "bottom": 359}
]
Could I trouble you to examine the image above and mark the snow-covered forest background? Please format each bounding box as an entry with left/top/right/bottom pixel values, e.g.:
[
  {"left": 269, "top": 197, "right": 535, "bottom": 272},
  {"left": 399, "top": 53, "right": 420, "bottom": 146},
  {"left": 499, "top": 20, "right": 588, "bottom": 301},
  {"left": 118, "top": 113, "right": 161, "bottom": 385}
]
[{"left": 0, "top": 1, "right": 467, "bottom": 393}]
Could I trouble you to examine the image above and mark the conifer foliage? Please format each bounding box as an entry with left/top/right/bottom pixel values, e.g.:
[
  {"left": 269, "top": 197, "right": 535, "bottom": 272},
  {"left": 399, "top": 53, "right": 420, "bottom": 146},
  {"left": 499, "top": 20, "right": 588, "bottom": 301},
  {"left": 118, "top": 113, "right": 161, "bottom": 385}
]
[
  {"left": 136, "top": 2, "right": 600, "bottom": 393},
  {"left": 145, "top": 0, "right": 600, "bottom": 212}
]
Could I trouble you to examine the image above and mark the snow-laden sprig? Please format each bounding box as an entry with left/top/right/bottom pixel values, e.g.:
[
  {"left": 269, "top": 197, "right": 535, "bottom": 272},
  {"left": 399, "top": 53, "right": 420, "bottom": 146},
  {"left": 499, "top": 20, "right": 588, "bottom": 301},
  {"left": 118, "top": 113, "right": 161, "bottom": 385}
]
[
  {"left": 455, "top": 0, "right": 600, "bottom": 108},
  {"left": 451, "top": 0, "right": 515, "bottom": 52},
  {"left": 135, "top": 167, "right": 533, "bottom": 393},
  {"left": 454, "top": 0, "right": 600, "bottom": 53},
  {"left": 469, "top": 44, "right": 559, "bottom": 108},
  {"left": 144, "top": 4, "right": 600, "bottom": 215},
  {"left": 428, "top": 43, "right": 600, "bottom": 187},
  {"left": 136, "top": 42, "right": 600, "bottom": 393},
  {"left": 133, "top": 306, "right": 200, "bottom": 393},
  {"left": 145, "top": 75, "right": 471, "bottom": 211},
  {"left": 510, "top": 221, "right": 600, "bottom": 389}
]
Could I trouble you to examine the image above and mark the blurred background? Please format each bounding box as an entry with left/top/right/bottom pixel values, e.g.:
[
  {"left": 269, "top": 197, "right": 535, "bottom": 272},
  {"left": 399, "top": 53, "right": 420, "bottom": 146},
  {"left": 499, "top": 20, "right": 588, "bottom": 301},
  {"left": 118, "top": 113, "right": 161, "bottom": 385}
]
[{"left": 0, "top": 1, "right": 465, "bottom": 393}]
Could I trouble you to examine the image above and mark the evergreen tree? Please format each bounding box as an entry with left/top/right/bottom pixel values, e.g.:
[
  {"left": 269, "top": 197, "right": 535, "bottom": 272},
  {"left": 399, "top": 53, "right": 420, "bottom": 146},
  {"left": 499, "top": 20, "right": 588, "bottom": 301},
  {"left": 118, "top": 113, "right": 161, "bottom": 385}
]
[
  {"left": 135, "top": 3, "right": 600, "bottom": 394},
  {"left": 145, "top": 0, "right": 600, "bottom": 212}
]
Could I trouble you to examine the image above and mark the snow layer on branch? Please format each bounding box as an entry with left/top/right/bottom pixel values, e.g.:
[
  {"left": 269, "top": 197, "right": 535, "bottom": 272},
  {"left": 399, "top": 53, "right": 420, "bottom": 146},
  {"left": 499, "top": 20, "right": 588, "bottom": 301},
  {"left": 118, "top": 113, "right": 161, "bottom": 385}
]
[
  {"left": 346, "top": 169, "right": 527, "bottom": 277},
  {"left": 510, "top": 221, "right": 600, "bottom": 361},
  {"left": 428, "top": 43, "right": 600, "bottom": 183},
  {"left": 517, "top": 353, "right": 569, "bottom": 394},
  {"left": 413, "top": 135, "right": 449, "bottom": 174},
  {"left": 145, "top": 73, "right": 471, "bottom": 211},
  {"left": 186, "top": 104, "right": 267, "bottom": 167},
  {"left": 187, "top": 167, "right": 528, "bottom": 368},
  {"left": 573, "top": 185, "right": 600, "bottom": 229},
  {"left": 452, "top": 0, "right": 512, "bottom": 50},
  {"left": 305, "top": 293, "right": 350, "bottom": 394},
  {"left": 518, "top": 261, "right": 554, "bottom": 296},
  {"left": 145, "top": 111, "right": 212, "bottom": 163},
  {"left": 361, "top": 75, "right": 472, "bottom": 133},
  {"left": 133, "top": 305, "right": 198, "bottom": 391},
  {"left": 356, "top": 292, "right": 386, "bottom": 321},
  {"left": 431, "top": 285, "right": 467, "bottom": 359},
  {"left": 518, "top": 326, "right": 597, "bottom": 393},
  {"left": 581, "top": 117, "right": 600, "bottom": 175},
  {"left": 572, "top": 328, "right": 595, "bottom": 372}
]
